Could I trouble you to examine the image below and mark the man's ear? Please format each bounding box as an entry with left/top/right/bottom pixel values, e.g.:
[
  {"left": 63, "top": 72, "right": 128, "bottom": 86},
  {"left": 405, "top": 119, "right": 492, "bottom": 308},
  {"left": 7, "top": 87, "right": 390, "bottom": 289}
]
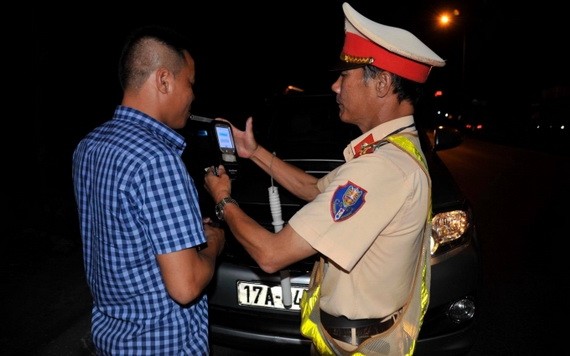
[
  {"left": 155, "top": 68, "right": 170, "bottom": 94},
  {"left": 375, "top": 71, "right": 392, "bottom": 98}
]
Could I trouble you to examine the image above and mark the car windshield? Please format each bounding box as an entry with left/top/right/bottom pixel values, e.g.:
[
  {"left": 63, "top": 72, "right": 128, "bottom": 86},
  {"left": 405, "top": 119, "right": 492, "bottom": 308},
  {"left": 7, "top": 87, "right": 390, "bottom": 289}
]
[{"left": 258, "top": 94, "right": 360, "bottom": 160}]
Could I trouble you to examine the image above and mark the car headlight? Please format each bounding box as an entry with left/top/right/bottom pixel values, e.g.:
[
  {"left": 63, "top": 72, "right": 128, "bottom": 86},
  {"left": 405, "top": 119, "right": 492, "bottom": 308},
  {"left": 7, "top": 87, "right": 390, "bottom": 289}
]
[{"left": 430, "top": 210, "right": 469, "bottom": 255}]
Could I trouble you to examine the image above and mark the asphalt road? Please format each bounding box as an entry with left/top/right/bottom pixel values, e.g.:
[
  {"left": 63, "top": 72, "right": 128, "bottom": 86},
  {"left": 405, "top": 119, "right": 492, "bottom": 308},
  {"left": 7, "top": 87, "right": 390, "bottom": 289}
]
[
  {"left": 437, "top": 136, "right": 567, "bottom": 355},
  {"left": 3, "top": 136, "right": 568, "bottom": 355}
]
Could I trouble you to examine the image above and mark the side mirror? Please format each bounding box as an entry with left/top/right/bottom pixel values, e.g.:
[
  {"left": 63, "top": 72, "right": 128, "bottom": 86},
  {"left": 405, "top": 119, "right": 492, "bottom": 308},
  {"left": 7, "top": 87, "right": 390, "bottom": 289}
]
[{"left": 433, "top": 126, "right": 463, "bottom": 151}]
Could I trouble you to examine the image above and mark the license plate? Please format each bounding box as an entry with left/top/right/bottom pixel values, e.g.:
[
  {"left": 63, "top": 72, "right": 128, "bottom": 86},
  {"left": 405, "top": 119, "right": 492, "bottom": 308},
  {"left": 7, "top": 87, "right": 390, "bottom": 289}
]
[{"left": 237, "top": 281, "right": 307, "bottom": 310}]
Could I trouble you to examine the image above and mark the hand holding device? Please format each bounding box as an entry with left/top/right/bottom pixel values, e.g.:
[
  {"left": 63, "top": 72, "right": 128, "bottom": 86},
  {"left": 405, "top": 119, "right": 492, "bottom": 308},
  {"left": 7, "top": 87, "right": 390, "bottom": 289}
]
[{"left": 190, "top": 115, "right": 239, "bottom": 180}]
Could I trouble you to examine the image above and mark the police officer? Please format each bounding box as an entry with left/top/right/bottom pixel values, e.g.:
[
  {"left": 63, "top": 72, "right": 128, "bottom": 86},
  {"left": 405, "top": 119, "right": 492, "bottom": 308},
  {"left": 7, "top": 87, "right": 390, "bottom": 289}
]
[{"left": 204, "top": 2, "right": 445, "bottom": 354}]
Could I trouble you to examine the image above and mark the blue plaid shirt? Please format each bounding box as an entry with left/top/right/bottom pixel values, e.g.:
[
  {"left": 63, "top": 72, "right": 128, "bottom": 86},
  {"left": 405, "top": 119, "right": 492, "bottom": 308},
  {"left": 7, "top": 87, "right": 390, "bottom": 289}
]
[{"left": 72, "top": 106, "right": 208, "bottom": 355}]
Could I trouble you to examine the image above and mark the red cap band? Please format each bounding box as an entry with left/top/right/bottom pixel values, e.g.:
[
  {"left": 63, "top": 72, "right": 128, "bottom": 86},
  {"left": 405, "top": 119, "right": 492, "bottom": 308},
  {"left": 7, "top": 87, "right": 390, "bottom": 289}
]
[{"left": 342, "top": 32, "right": 432, "bottom": 83}]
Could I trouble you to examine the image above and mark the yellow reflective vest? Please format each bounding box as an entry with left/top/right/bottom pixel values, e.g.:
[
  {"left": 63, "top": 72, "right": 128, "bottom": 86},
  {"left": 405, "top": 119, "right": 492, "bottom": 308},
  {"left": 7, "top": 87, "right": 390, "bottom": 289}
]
[{"left": 300, "top": 134, "right": 432, "bottom": 356}]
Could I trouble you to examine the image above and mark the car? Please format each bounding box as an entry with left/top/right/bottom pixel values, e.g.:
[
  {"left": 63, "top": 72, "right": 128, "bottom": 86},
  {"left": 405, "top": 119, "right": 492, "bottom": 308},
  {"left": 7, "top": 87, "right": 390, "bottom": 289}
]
[{"left": 184, "top": 92, "right": 482, "bottom": 355}]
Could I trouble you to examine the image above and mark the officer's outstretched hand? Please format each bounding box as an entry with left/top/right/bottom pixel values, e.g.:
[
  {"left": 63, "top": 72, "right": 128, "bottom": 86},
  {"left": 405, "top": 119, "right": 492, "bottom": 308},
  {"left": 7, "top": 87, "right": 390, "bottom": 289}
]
[{"left": 231, "top": 117, "right": 259, "bottom": 159}]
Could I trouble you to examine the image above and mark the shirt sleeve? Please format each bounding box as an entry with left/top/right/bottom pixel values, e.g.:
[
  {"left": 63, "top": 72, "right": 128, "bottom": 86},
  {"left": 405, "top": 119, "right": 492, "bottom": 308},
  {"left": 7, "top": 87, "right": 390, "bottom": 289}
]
[
  {"left": 137, "top": 154, "right": 206, "bottom": 255},
  {"left": 288, "top": 151, "right": 414, "bottom": 271}
]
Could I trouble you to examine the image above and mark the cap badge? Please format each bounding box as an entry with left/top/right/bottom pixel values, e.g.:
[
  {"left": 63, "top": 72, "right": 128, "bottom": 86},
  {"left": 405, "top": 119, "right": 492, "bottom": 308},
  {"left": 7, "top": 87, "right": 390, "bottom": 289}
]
[{"left": 340, "top": 53, "right": 374, "bottom": 65}]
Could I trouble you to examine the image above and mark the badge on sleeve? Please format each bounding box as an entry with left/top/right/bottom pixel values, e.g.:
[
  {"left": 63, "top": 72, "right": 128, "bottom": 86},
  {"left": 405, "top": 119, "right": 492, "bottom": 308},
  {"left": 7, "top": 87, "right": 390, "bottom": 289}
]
[{"left": 331, "top": 181, "right": 367, "bottom": 221}]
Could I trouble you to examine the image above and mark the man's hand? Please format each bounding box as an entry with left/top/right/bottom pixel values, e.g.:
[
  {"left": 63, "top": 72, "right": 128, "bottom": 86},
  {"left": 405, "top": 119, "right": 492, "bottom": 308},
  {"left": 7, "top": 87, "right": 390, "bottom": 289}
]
[{"left": 204, "top": 165, "right": 232, "bottom": 203}]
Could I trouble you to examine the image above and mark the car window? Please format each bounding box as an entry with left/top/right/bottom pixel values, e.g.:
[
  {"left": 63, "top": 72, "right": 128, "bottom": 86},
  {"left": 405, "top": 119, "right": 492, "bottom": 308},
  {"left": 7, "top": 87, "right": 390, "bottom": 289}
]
[{"left": 259, "top": 94, "right": 360, "bottom": 160}]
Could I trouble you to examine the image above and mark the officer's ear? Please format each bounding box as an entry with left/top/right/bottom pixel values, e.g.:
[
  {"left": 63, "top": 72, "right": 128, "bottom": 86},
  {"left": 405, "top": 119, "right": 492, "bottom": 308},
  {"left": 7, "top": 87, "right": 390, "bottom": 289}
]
[{"left": 375, "top": 71, "right": 392, "bottom": 98}]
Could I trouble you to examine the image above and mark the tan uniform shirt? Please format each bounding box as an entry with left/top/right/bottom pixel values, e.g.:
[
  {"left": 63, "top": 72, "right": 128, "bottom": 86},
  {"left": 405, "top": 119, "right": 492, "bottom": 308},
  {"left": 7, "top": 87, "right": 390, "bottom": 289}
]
[{"left": 288, "top": 116, "right": 430, "bottom": 319}]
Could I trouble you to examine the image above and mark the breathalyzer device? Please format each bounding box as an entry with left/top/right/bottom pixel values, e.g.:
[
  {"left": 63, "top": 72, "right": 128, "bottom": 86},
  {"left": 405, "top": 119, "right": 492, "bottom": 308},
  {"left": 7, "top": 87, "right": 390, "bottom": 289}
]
[{"left": 190, "top": 115, "right": 238, "bottom": 179}]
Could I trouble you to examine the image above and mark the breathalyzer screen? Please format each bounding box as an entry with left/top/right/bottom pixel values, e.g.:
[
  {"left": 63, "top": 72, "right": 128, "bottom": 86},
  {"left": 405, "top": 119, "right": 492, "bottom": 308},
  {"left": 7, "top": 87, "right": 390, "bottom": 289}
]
[{"left": 216, "top": 126, "right": 234, "bottom": 150}]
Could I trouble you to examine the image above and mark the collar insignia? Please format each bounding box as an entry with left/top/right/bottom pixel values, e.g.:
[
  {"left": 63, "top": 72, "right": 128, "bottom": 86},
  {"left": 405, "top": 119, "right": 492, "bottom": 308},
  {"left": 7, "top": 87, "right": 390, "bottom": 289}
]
[{"left": 353, "top": 134, "right": 375, "bottom": 158}]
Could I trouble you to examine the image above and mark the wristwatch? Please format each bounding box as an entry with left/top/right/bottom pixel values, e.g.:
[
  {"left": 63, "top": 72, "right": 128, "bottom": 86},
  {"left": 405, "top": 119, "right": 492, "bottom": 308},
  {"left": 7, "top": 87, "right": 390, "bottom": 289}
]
[{"left": 215, "top": 196, "right": 238, "bottom": 221}]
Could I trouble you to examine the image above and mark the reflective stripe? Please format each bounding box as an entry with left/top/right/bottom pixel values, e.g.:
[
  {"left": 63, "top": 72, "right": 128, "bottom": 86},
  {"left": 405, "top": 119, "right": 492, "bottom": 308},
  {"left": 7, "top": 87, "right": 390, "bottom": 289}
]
[
  {"left": 300, "top": 257, "right": 336, "bottom": 355},
  {"left": 300, "top": 283, "right": 333, "bottom": 355},
  {"left": 299, "top": 134, "right": 432, "bottom": 355},
  {"left": 386, "top": 135, "right": 428, "bottom": 180}
]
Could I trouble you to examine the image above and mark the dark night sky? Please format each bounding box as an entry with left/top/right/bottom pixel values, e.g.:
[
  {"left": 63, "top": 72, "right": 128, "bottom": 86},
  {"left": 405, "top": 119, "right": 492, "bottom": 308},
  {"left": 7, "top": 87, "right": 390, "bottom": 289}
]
[
  {"left": 34, "top": 1, "right": 568, "bottom": 123},
  {"left": 25, "top": 0, "right": 568, "bottom": 238},
  {"left": 34, "top": 1, "right": 569, "bottom": 126}
]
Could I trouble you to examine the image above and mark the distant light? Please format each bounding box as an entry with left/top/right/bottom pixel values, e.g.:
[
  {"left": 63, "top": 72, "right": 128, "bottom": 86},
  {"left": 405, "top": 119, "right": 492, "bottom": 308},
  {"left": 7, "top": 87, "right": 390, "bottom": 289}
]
[
  {"left": 435, "top": 90, "right": 443, "bottom": 97},
  {"left": 437, "top": 9, "right": 460, "bottom": 28},
  {"left": 284, "top": 85, "right": 304, "bottom": 94},
  {"left": 438, "top": 14, "right": 451, "bottom": 26},
  {"left": 561, "top": 125, "right": 565, "bottom": 130}
]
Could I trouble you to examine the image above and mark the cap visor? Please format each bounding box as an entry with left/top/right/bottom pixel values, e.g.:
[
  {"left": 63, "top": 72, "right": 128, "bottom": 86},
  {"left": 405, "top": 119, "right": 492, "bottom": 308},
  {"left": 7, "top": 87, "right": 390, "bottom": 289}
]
[{"left": 329, "top": 60, "right": 367, "bottom": 71}]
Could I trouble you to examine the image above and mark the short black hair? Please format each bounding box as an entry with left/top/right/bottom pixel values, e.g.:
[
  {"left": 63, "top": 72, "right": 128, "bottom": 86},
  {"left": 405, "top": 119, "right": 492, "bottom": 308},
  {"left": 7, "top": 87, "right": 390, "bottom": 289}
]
[{"left": 118, "top": 25, "right": 192, "bottom": 90}]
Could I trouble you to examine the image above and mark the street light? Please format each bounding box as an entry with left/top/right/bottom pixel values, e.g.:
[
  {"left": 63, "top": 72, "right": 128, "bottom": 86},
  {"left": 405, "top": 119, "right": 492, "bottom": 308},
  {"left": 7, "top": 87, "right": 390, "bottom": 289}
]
[{"left": 437, "top": 9, "right": 466, "bottom": 96}]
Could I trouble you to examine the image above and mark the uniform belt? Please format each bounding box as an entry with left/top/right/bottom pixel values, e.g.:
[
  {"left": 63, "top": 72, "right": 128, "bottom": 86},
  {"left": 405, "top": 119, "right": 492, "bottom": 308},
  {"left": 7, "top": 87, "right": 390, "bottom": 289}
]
[{"left": 320, "top": 309, "right": 401, "bottom": 346}]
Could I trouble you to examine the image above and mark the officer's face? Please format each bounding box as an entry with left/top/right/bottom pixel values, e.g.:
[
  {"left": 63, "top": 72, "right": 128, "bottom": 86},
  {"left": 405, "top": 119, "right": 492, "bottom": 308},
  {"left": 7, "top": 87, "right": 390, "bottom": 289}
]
[{"left": 332, "top": 68, "right": 380, "bottom": 133}]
